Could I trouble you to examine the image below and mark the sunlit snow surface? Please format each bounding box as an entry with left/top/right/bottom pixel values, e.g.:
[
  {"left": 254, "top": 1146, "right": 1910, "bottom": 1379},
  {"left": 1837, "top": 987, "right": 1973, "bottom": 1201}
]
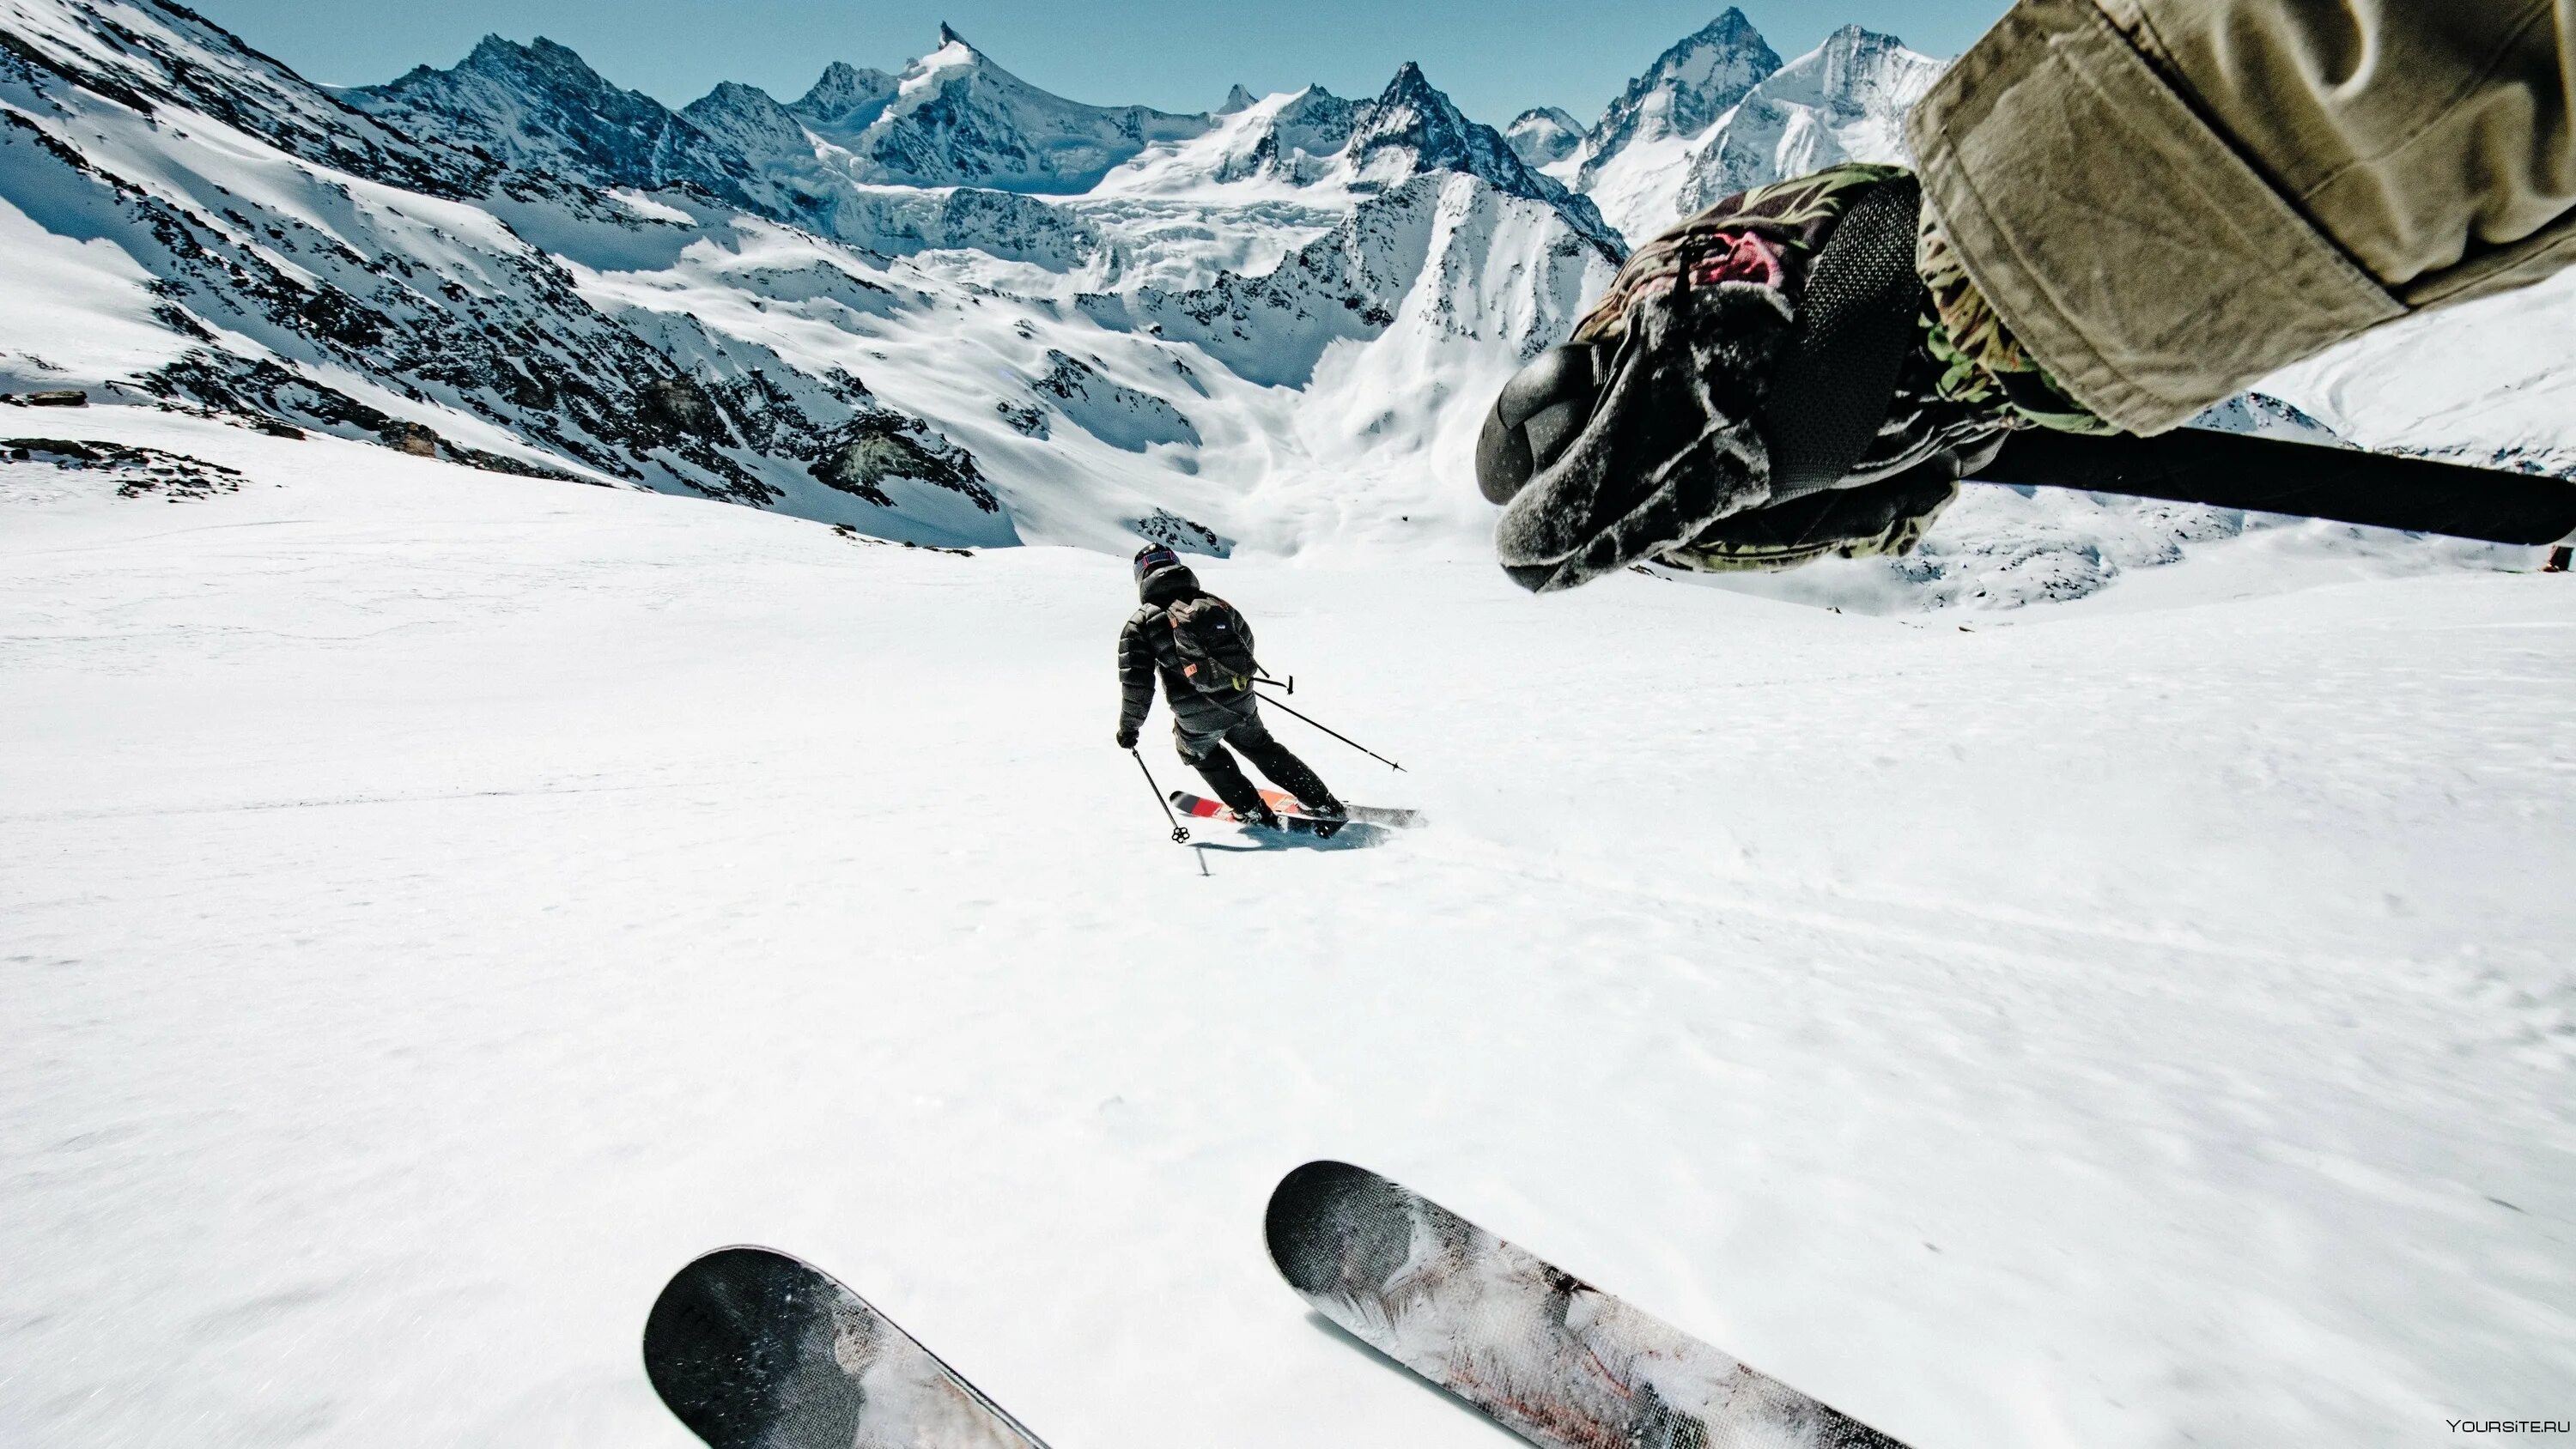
[{"left": 3, "top": 411, "right": 2570, "bottom": 1449}]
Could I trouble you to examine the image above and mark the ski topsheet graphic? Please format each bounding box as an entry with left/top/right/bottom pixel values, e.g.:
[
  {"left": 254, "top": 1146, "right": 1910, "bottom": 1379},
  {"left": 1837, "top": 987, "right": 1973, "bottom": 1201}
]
[
  {"left": 644, "top": 1246, "right": 1049, "bottom": 1449},
  {"left": 1254, "top": 788, "right": 1426, "bottom": 830},
  {"left": 1265, "top": 1161, "right": 1911, "bottom": 1449},
  {"left": 1169, "top": 790, "right": 1370, "bottom": 840}
]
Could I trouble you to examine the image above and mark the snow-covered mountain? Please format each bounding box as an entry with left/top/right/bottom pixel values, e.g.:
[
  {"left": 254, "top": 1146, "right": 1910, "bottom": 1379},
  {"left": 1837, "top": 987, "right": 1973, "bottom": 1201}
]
[
  {"left": 1504, "top": 106, "right": 1584, "bottom": 168},
  {"left": 352, "top": 37, "right": 768, "bottom": 209},
  {"left": 0, "top": 0, "right": 1621, "bottom": 556},
  {"left": 1564, "top": 8, "right": 1781, "bottom": 235},
  {"left": 770, "top": 25, "right": 1215, "bottom": 192},
  {"left": 3, "top": 0, "right": 2568, "bottom": 605},
  {"left": 1673, "top": 25, "right": 1945, "bottom": 223},
  {"left": 1547, "top": 14, "right": 1930, "bottom": 245}
]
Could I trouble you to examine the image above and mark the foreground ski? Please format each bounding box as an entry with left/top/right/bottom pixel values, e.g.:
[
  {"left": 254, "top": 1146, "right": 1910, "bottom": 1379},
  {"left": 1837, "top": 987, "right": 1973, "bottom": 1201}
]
[
  {"left": 644, "top": 1246, "right": 1048, "bottom": 1449},
  {"left": 1266, "top": 1161, "right": 1911, "bottom": 1449},
  {"left": 1255, "top": 788, "right": 1425, "bottom": 830}
]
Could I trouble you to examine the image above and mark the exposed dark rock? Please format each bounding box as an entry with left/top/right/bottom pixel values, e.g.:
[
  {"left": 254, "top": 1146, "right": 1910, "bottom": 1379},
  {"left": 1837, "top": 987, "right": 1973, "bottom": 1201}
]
[
  {"left": 382, "top": 420, "right": 440, "bottom": 456},
  {"left": 4, "top": 436, "right": 245, "bottom": 499},
  {"left": 810, "top": 411, "right": 996, "bottom": 512},
  {"left": 1132, "top": 508, "right": 1231, "bottom": 557}
]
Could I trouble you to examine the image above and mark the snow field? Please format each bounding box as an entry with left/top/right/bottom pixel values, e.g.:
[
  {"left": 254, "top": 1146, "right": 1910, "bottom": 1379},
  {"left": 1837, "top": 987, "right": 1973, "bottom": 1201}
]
[{"left": 3, "top": 413, "right": 2571, "bottom": 1448}]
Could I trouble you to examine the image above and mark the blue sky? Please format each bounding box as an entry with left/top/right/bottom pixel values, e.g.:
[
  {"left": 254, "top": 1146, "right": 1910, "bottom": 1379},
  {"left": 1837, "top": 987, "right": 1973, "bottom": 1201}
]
[{"left": 184, "top": 1, "right": 2011, "bottom": 126}]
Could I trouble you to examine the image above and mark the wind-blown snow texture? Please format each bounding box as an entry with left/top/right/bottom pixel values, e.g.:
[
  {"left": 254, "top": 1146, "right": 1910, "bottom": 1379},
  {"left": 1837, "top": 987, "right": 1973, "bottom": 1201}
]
[{"left": 2, "top": 411, "right": 2570, "bottom": 1449}]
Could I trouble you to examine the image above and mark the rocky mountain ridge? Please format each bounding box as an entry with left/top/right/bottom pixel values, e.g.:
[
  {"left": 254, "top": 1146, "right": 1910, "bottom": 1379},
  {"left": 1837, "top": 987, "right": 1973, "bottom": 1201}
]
[
  {"left": 0, "top": 0, "right": 1626, "bottom": 555},
  {"left": 3, "top": 0, "right": 2566, "bottom": 601}
]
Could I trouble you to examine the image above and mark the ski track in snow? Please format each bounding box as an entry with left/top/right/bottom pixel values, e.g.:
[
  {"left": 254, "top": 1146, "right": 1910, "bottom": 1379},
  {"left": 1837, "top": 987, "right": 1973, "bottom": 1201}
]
[{"left": 2, "top": 413, "right": 2570, "bottom": 1449}]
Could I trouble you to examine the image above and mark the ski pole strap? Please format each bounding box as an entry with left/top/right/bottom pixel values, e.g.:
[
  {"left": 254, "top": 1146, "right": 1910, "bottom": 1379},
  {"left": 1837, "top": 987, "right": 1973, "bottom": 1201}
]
[{"left": 1977, "top": 427, "right": 2576, "bottom": 546}]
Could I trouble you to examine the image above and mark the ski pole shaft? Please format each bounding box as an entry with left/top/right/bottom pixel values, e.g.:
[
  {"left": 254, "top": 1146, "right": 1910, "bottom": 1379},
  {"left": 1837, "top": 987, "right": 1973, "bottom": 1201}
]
[
  {"left": 1255, "top": 692, "right": 1405, "bottom": 772},
  {"left": 1977, "top": 427, "right": 2576, "bottom": 546},
  {"left": 1132, "top": 749, "right": 1190, "bottom": 843}
]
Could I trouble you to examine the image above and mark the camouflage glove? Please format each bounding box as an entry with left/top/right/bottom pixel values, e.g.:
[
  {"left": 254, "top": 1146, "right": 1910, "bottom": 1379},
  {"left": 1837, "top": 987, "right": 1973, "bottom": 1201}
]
[{"left": 1479, "top": 163, "right": 2112, "bottom": 591}]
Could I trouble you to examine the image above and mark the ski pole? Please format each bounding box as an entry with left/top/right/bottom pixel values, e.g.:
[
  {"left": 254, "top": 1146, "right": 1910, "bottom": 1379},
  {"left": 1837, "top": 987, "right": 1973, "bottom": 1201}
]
[
  {"left": 1254, "top": 671, "right": 1293, "bottom": 694},
  {"left": 1131, "top": 749, "right": 1190, "bottom": 843},
  {"left": 1255, "top": 691, "right": 1405, "bottom": 773}
]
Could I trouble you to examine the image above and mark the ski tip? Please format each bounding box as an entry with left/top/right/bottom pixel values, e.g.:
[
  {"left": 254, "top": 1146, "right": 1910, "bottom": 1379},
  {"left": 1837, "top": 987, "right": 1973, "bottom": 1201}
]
[
  {"left": 1264, "top": 1161, "right": 1412, "bottom": 1295},
  {"left": 642, "top": 1246, "right": 841, "bottom": 1449}
]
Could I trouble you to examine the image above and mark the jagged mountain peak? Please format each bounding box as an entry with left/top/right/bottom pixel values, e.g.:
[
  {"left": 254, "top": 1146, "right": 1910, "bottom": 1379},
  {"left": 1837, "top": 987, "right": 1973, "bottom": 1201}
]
[
  {"left": 1576, "top": 9, "right": 1783, "bottom": 186},
  {"left": 350, "top": 33, "right": 766, "bottom": 209},
  {"left": 680, "top": 79, "right": 810, "bottom": 157},
  {"left": 375, "top": 34, "right": 659, "bottom": 121},
  {"left": 691, "top": 79, "right": 785, "bottom": 112},
  {"left": 792, "top": 61, "right": 901, "bottom": 130},
  {"left": 0, "top": 0, "right": 492, "bottom": 197},
  {"left": 1174, "top": 82, "right": 1359, "bottom": 186},
  {"left": 1799, "top": 24, "right": 1939, "bottom": 118},
  {"left": 1348, "top": 64, "right": 1620, "bottom": 255},
  {"left": 1505, "top": 106, "right": 1585, "bottom": 167},
  {"left": 1625, "top": 10, "right": 1781, "bottom": 112},
  {"left": 1670, "top": 22, "right": 1942, "bottom": 226},
  {"left": 1352, "top": 64, "right": 1534, "bottom": 178},
  {"left": 788, "top": 26, "right": 1212, "bottom": 190},
  {"left": 452, "top": 33, "right": 617, "bottom": 93}
]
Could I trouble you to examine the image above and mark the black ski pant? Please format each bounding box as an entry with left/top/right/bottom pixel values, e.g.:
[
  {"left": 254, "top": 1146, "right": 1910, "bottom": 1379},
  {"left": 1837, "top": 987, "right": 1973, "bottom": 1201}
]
[{"left": 1176, "top": 714, "right": 1336, "bottom": 817}]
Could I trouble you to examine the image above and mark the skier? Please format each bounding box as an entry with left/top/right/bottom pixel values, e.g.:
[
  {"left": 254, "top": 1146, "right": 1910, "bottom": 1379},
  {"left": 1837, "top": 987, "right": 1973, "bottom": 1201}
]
[
  {"left": 1115, "top": 545, "right": 1344, "bottom": 830},
  {"left": 1478, "top": 0, "right": 2576, "bottom": 588}
]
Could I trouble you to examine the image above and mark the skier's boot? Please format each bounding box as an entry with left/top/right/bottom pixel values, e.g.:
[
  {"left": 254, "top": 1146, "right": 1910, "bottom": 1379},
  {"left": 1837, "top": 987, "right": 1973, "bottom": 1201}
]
[
  {"left": 1193, "top": 748, "right": 1281, "bottom": 829},
  {"left": 1240, "top": 736, "right": 1343, "bottom": 821}
]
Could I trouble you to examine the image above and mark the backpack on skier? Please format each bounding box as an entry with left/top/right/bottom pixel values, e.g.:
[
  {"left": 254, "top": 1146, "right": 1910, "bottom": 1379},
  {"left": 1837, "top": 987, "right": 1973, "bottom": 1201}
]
[{"left": 1167, "top": 595, "right": 1258, "bottom": 693}]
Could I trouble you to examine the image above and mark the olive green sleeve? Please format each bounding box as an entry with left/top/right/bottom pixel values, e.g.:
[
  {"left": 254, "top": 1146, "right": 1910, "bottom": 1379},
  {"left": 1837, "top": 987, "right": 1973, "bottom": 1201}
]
[{"left": 1908, "top": 0, "right": 2576, "bottom": 433}]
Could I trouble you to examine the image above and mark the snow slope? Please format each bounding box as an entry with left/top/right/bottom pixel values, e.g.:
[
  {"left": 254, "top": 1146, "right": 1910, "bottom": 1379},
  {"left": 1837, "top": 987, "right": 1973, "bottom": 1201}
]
[{"left": 3, "top": 406, "right": 2571, "bottom": 1449}]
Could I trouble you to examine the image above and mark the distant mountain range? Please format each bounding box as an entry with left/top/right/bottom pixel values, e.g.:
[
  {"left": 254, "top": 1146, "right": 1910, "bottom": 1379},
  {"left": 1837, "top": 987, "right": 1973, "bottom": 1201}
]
[{"left": 2, "top": 2, "right": 2566, "bottom": 582}]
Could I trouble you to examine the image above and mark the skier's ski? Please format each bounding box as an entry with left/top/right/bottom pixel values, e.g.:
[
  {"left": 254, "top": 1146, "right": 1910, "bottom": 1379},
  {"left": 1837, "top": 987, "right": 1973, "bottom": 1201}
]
[
  {"left": 1265, "top": 1161, "right": 1912, "bottom": 1449},
  {"left": 1255, "top": 788, "right": 1425, "bottom": 830},
  {"left": 1170, "top": 790, "right": 1359, "bottom": 840},
  {"left": 643, "top": 1246, "right": 1050, "bottom": 1449}
]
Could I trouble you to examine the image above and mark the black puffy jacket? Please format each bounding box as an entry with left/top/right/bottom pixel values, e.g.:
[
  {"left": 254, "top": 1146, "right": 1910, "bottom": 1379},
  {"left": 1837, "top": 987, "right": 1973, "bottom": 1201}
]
[{"left": 1118, "top": 561, "right": 1259, "bottom": 737}]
